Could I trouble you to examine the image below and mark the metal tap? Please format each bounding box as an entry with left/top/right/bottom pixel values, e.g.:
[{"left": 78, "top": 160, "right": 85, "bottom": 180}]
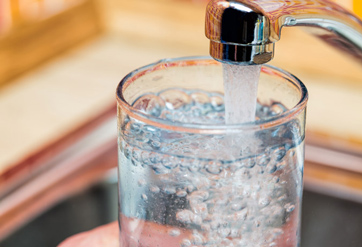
[{"left": 205, "top": 0, "right": 362, "bottom": 65}]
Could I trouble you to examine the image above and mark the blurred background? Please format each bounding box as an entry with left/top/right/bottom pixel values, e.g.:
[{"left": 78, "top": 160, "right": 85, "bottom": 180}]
[{"left": 0, "top": 0, "right": 362, "bottom": 246}]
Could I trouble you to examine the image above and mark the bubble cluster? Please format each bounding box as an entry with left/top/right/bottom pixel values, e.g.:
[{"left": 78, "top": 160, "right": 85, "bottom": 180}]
[{"left": 119, "top": 88, "right": 303, "bottom": 247}]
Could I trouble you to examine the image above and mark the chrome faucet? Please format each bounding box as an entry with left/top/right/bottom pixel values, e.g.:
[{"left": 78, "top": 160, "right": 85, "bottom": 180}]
[{"left": 205, "top": 0, "right": 362, "bottom": 65}]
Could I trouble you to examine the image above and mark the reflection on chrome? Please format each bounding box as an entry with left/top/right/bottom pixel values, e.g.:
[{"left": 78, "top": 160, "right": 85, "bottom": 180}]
[{"left": 205, "top": 0, "right": 362, "bottom": 64}]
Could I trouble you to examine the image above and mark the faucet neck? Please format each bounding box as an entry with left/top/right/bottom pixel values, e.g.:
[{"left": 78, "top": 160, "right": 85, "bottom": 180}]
[{"left": 206, "top": 0, "right": 362, "bottom": 64}]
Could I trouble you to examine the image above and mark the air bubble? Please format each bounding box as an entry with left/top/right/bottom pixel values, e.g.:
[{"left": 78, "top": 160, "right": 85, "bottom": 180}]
[
  {"left": 191, "top": 92, "right": 210, "bottom": 105},
  {"left": 168, "top": 228, "right": 181, "bottom": 237},
  {"left": 273, "top": 147, "right": 286, "bottom": 161},
  {"left": 138, "top": 179, "right": 146, "bottom": 187},
  {"left": 191, "top": 232, "right": 204, "bottom": 245},
  {"left": 258, "top": 155, "right": 271, "bottom": 167},
  {"left": 176, "top": 210, "right": 193, "bottom": 224},
  {"left": 270, "top": 102, "right": 287, "bottom": 115},
  {"left": 258, "top": 196, "right": 271, "bottom": 208},
  {"left": 206, "top": 161, "right": 222, "bottom": 174},
  {"left": 243, "top": 158, "right": 256, "bottom": 169},
  {"left": 181, "top": 239, "right": 192, "bottom": 247},
  {"left": 162, "top": 157, "right": 178, "bottom": 169},
  {"left": 210, "top": 95, "right": 224, "bottom": 111},
  {"left": 152, "top": 164, "right": 169, "bottom": 175},
  {"left": 276, "top": 160, "right": 287, "bottom": 170},
  {"left": 149, "top": 152, "right": 161, "bottom": 164},
  {"left": 285, "top": 203, "right": 295, "bottom": 213},
  {"left": 233, "top": 208, "right": 248, "bottom": 221},
  {"left": 150, "top": 139, "right": 161, "bottom": 149},
  {"left": 191, "top": 203, "right": 208, "bottom": 219},
  {"left": 231, "top": 202, "right": 245, "bottom": 211},
  {"left": 124, "top": 144, "right": 132, "bottom": 159},
  {"left": 176, "top": 190, "right": 187, "bottom": 197},
  {"left": 149, "top": 186, "right": 160, "bottom": 193},
  {"left": 133, "top": 94, "right": 166, "bottom": 117},
  {"left": 191, "top": 214, "right": 203, "bottom": 225},
  {"left": 201, "top": 223, "right": 211, "bottom": 232},
  {"left": 132, "top": 148, "right": 141, "bottom": 161},
  {"left": 272, "top": 228, "right": 284, "bottom": 237},
  {"left": 141, "top": 151, "right": 150, "bottom": 165},
  {"left": 266, "top": 162, "right": 277, "bottom": 174},
  {"left": 159, "top": 89, "right": 192, "bottom": 110},
  {"left": 218, "top": 228, "right": 231, "bottom": 238},
  {"left": 230, "top": 228, "right": 240, "bottom": 238},
  {"left": 190, "top": 191, "right": 209, "bottom": 201},
  {"left": 186, "top": 185, "right": 195, "bottom": 193},
  {"left": 163, "top": 186, "right": 176, "bottom": 195}
]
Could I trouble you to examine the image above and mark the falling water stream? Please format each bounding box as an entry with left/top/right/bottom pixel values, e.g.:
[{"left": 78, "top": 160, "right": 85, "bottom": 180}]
[{"left": 223, "top": 64, "right": 262, "bottom": 124}]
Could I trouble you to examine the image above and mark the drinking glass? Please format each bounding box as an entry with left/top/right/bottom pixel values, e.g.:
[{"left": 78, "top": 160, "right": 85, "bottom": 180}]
[{"left": 116, "top": 57, "right": 308, "bottom": 247}]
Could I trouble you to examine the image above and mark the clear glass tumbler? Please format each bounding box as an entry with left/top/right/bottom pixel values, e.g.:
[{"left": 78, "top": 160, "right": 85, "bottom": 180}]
[{"left": 116, "top": 57, "right": 308, "bottom": 247}]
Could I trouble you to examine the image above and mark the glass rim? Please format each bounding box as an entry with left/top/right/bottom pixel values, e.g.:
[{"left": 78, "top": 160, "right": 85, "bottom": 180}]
[{"left": 116, "top": 56, "right": 308, "bottom": 134}]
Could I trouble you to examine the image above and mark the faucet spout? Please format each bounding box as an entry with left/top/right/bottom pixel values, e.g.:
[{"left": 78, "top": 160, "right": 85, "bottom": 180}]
[{"left": 205, "top": 0, "right": 362, "bottom": 65}]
